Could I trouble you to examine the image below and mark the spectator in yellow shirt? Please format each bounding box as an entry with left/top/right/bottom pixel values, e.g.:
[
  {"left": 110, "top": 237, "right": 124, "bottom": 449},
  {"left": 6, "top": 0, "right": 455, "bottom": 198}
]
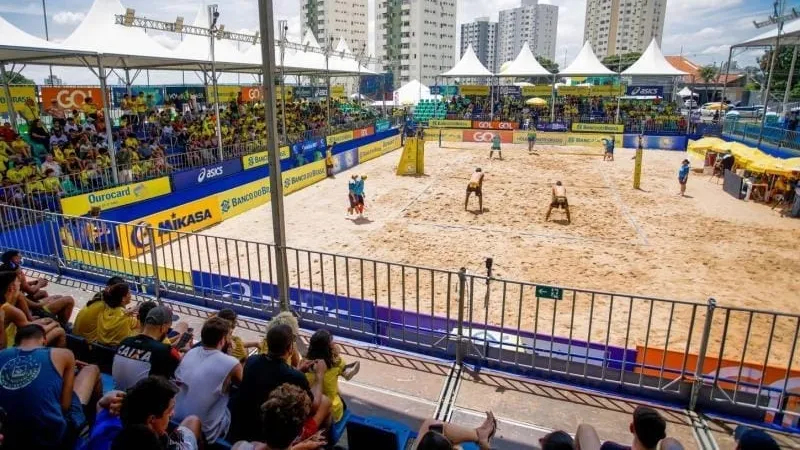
[
  {"left": 5, "top": 165, "right": 23, "bottom": 184},
  {"left": 82, "top": 97, "right": 99, "bottom": 121},
  {"left": 96, "top": 283, "right": 139, "bottom": 346},
  {"left": 305, "top": 329, "right": 360, "bottom": 422},
  {"left": 73, "top": 276, "right": 125, "bottom": 342},
  {"left": 42, "top": 169, "right": 63, "bottom": 195},
  {"left": 25, "top": 174, "right": 45, "bottom": 194},
  {"left": 11, "top": 137, "right": 31, "bottom": 159}
]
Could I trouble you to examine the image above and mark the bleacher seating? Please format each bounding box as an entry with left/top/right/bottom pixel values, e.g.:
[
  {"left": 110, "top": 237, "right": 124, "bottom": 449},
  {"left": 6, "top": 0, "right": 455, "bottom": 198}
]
[{"left": 413, "top": 100, "right": 447, "bottom": 122}]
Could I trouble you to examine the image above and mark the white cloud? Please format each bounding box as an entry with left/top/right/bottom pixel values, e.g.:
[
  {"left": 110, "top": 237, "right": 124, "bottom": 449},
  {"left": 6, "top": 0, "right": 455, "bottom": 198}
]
[
  {"left": 0, "top": 3, "right": 41, "bottom": 15},
  {"left": 52, "top": 11, "right": 85, "bottom": 25}
]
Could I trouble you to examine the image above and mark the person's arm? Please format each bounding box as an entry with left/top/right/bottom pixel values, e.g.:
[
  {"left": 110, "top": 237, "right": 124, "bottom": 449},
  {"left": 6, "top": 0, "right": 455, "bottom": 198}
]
[
  {"left": 308, "top": 360, "right": 326, "bottom": 411},
  {"left": 0, "top": 308, "right": 6, "bottom": 350},
  {"left": 97, "top": 390, "right": 125, "bottom": 415},
  {"left": 229, "top": 362, "right": 244, "bottom": 386},
  {"left": 56, "top": 348, "right": 77, "bottom": 412}
]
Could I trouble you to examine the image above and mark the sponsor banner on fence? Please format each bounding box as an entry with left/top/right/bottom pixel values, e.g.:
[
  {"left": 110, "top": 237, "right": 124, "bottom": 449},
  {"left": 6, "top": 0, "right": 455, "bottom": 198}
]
[
  {"left": 590, "top": 85, "right": 625, "bottom": 97},
  {"left": 164, "top": 86, "right": 206, "bottom": 103},
  {"left": 111, "top": 87, "right": 164, "bottom": 107},
  {"left": 358, "top": 135, "right": 401, "bottom": 163},
  {"left": 423, "top": 129, "right": 462, "bottom": 142},
  {"left": 626, "top": 85, "right": 663, "bottom": 97},
  {"left": 571, "top": 123, "right": 625, "bottom": 133},
  {"left": 217, "top": 178, "right": 272, "bottom": 220},
  {"left": 326, "top": 131, "right": 354, "bottom": 146},
  {"left": 556, "top": 86, "right": 591, "bottom": 97},
  {"left": 242, "top": 146, "right": 291, "bottom": 169},
  {"left": 521, "top": 85, "right": 553, "bottom": 97},
  {"left": 459, "top": 85, "right": 490, "bottom": 96},
  {"left": 292, "top": 138, "right": 327, "bottom": 156},
  {"left": 294, "top": 86, "right": 313, "bottom": 98},
  {"left": 462, "top": 130, "right": 514, "bottom": 144},
  {"left": 375, "top": 119, "right": 391, "bottom": 133},
  {"left": 565, "top": 133, "right": 623, "bottom": 147},
  {"left": 332, "top": 148, "right": 358, "bottom": 174},
  {"left": 282, "top": 160, "right": 327, "bottom": 195},
  {"left": 353, "top": 126, "right": 375, "bottom": 139},
  {"left": 428, "top": 119, "right": 471, "bottom": 128},
  {"left": 535, "top": 122, "right": 569, "bottom": 132},
  {"left": 172, "top": 158, "right": 244, "bottom": 191},
  {"left": 60, "top": 177, "right": 171, "bottom": 216},
  {"left": 495, "top": 86, "right": 521, "bottom": 98},
  {"left": 41, "top": 87, "right": 105, "bottom": 110},
  {"left": 472, "top": 121, "right": 518, "bottom": 130},
  {"left": 0, "top": 86, "right": 36, "bottom": 114},
  {"left": 313, "top": 87, "right": 328, "bottom": 98},
  {"left": 430, "top": 85, "right": 459, "bottom": 96},
  {"left": 331, "top": 85, "right": 345, "bottom": 99},
  {"left": 62, "top": 246, "right": 193, "bottom": 287},
  {"left": 206, "top": 85, "right": 241, "bottom": 103},
  {"left": 622, "top": 135, "right": 687, "bottom": 151},
  {"left": 241, "top": 86, "right": 264, "bottom": 102},
  {"left": 118, "top": 197, "right": 222, "bottom": 258}
]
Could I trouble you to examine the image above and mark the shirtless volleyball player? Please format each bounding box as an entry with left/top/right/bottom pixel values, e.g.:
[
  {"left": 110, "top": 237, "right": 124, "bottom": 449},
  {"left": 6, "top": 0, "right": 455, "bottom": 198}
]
[
  {"left": 545, "top": 181, "right": 570, "bottom": 224},
  {"left": 465, "top": 168, "right": 484, "bottom": 213}
]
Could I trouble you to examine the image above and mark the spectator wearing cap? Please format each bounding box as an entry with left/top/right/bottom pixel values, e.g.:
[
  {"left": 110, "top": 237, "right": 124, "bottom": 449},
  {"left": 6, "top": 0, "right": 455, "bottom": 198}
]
[
  {"left": 576, "top": 406, "right": 667, "bottom": 450},
  {"left": 734, "top": 425, "right": 779, "bottom": 450},
  {"left": 112, "top": 305, "right": 182, "bottom": 391}
]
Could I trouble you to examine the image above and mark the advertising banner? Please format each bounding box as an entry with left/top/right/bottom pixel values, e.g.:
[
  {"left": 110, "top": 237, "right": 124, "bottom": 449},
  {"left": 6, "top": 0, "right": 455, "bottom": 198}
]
[
  {"left": 41, "top": 87, "right": 106, "bottom": 110},
  {"left": 571, "top": 123, "right": 625, "bottom": 133},
  {"left": 118, "top": 197, "right": 222, "bottom": 258},
  {"left": 313, "top": 87, "right": 328, "bottom": 98},
  {"left": 423, "top": 129, "right": 462, "bottom": 142},
  {"left": 217, "top": 178, "right": 272, "bottom": 220},
  {"left": 471, "top": 121, "right": 518, "bottom": 130},
  {"left": 556, "top": 86, "right": 592, "bottom": 97},
  {"left": 242, "top": 146, "right": 291, "bottom": 170},
  {"left": 458, "top": 85, "right": 490, "bottom": 96},
  {"left": 282, "top": 160, "right": 327, "bottom": 195},
  {"left": 206, "top": 85, "right": 241, "bottom": 103},
  {"left": 358, "top": 135, "right": 401, "bottom": 163},
  {"left": 375, "top": 119, "right": 391, "bottom": 133},
  {"left": 164, "top": 86, "right": 206, "bottom": 104},
  {"left": 172, "top": 158, "right": 244, "bottom": 191},
  {"left": 495, "top": 85, "right": 521, "bottom": 98},
  {"left": 0, "top": 86, "right": 36, "bottom": 114},
  {"left": 240, "top": 86, "right": 264, "bottom": 102},
  {"left": 622, "top": 135, "right": 687, "bottom": 151},
  {"left": 535, "top": 122, "right": 569, "bottom": 132},
  {"left": 332, "top": 148, "right": 358, "bottom": 175},
  {"left": 331, "top": 85, "right": 345, "bottom": 99},
  {"left": 60, "top": 177, "right": 171, "bottom": 216},
  {"left": 428, "top": 119, "right": 471, "bottom": 128},
  {"left": 462, "top": 130, "right": 514, "bottom": 144},
  {"left": 564, "top": 133, "right": 623, "bottom": 147},
  {"left": 353, "top": 126, "right": 375, "bottom": 139},
  {"left": 430, "top": 85, "right": 458, "bottom": 96},
  {"left": 521, "top": 85, "right": 553, "bottom": 97},
  {"left": 590, "top": 85, "right": 625, "bottom": 97},
  {"left": 294, "top": 86, "right": 313, "bottom": 98},
  {"left": 326, "top": 131, "right": 354, "bottom": 146},
  {"left": 111, "top": 87, "right": 164, "bottom": 107},
  {"left": 625, "top": 85, "right": 663, "bottom": 97},
  {"left": 291, "top": 137, "right": 327, "bottom": 156}
]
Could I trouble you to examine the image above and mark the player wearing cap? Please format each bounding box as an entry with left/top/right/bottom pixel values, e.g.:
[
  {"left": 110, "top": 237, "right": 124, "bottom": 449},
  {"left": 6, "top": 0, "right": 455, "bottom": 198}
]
[{"left": 111, "top": 305, "right": 182, "bottom": 391}]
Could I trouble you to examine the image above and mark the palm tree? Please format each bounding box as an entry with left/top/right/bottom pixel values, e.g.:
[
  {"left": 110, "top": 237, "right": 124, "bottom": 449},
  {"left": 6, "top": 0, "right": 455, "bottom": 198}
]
[{"left": 698, "top": 65, "right": 719, "bottom": 104}]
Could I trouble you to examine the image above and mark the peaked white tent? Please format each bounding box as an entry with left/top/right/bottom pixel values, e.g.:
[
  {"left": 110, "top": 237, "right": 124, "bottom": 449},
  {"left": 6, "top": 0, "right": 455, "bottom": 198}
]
[
  {"left": 0, "top": 14, "right": 91, "bottom": 63},
  {"left": 622, "top": 39, "right": 686, "bottom": 76},
  {"left": 499, "top": 42, "right": 552, "bottom": 77},
  {"left": 559, "top": 42, "right": 615, "bottom": 76},
  {"left": 736, "top": 18, "right": 800, "bottom": 47},
  {"left": 393, "top": 80, "right": 432, "bottom": 105},
  {"left": 440, "top": 45, "right": 493, "bottom": 77}
]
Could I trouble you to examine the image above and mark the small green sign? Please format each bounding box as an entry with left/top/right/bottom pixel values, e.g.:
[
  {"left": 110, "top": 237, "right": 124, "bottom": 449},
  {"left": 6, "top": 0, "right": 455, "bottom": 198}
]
[{"left": 535, "top": 285, "right": 563, "bottom": 300}]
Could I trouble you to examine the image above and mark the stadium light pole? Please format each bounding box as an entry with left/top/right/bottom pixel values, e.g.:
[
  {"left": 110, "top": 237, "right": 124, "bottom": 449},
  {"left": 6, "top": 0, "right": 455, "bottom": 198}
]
[
  {"left": 278, "top": 20, "right": 288, "bottom": 143},
  {"left": 41, "top": 0, "right": 53, "bottom": 83},
  {"left": 258, "top": 0, "right": 291, "bottom": 311},
  {"left": 208, "top": 4, "right": 224, "bottom": 160}
]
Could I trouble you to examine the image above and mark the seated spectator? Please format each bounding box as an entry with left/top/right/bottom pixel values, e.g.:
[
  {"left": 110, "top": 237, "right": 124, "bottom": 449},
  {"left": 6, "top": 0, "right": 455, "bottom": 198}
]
[
  {"left": 112, "top": 305, "right": 182, "bottom": 391},
  {"left": 229, "top": 323, "right": 331, "bottom": 443},
  {"left": 41, "top": 153, "right": 62, "bottom": 177},
  {"left": 216, "top": 308, "right": 260, "bottom": 362},
  {"left": 73, "top": 276, "right": 125, "bottom": 341},
  {"left": 0, "top": 271, "right": 65, "bottom": 347},
  {"left": 0, "top": 249, "right": 75, "bottom": 324},
  {"left": 28, "top": 118, "right": 50, "bottom": 150},
  {"left": 575, "top": 406, "right": 666, "bottom": 450},
  {"left": 305, "top": 329, "right": 360, "bottom": 423},
  {"left": 86, "top": 376, "right": 202, "bottom": 450},
  {"left": 414, "top": 412, "right": 496, "bottom": 450},
  {"left": 734, "top": 426, "right": 779, "bottom": 450},
  {"left": 50, "top": 128, "right": 68, "bottom": 148},
  {"left": 231, "top": 384, "right": 328, "bottom": 450},
  {"left": 539, "top": 430, "right": 574, "bottom": 450},
  {"left": 95, "top": 283, "right": 138, "bottom": 346},
  {"left": 0, "top": 324, "right": 100, "bottom": 450},
  {"left": 174, "top": 316, "right": 243, "bottom": 443},
  {"left": 259, "top": 310, "right": 305, "bottom": 367},
  {"left": 0, "top": 121, "right": 17, "bottom": 143}
]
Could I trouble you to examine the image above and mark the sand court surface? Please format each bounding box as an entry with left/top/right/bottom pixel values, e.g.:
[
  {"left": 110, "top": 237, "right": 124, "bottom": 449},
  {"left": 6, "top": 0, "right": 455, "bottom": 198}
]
[{"left": 151, "top": 141, "right": 800, "bottom": 365}]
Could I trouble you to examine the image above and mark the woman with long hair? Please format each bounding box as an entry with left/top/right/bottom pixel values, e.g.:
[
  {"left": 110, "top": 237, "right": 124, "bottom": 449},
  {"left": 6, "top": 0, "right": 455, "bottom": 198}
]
[
  {"left": 95, "top": 283, "right": 138, "bottom": 346},
  {"left": 0, "top": 271, "right": 65, "bottom": 348},
  {"left": 304, "top": 329, "right": 359, "bottom": 423}
]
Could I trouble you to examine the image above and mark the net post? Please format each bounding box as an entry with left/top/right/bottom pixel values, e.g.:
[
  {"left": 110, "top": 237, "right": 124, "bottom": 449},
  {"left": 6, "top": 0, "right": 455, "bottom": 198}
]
[
  {"left": 689, "top": 297, "right": 717, "bottom": 411},
  {"left": 147, "top": 226, "right": 161, "bottom": 303}
]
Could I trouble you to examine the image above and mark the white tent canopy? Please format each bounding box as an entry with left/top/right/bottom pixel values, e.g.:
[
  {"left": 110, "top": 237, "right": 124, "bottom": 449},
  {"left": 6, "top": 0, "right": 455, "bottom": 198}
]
[
  {"left": 0, "top": 14, "right": 93, "bottom": 63},
  {"left": 393, "top": 79, "right": 432, "bottom": 105},
  {"left": 622, "top": 39, "right": 686, "bottom": 76},
  {"left": 440, "top": 45, "right": 493, "bottom": 77},
  {"left": 499, "top": 42, "right": 552, "bottom": 77},
  {"left": 678, "top": 87, "right": 698, "bottom": 97},
  {"left": 736, "top": 18, "right": 800, "bottom": 47},
  {"left": 559, "top": 41, "right": 615, "bottom": 76}
]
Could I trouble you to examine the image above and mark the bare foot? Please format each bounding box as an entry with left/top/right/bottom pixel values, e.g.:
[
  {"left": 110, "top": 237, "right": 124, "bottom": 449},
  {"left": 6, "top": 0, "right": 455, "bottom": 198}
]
[{"left": 476, "top": 411, "right": 496, "bottom": 450}]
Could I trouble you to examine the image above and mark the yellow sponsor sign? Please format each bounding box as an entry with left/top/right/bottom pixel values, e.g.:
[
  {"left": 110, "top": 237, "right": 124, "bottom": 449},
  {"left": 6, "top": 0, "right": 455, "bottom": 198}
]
[
  {"left": 459, "top": 85, "right": 490, "bottom": 96},
  {"left": 564, "top": 133, "right": 623, "bottom": 147},
  {"left": 62, "top": 245, "right": 193, "bottom": 287},
  {"left": 206, "top": 85, "right": 241, "bottom": 103},
  {"left": 275, "top": 85, "right": 293, "bottom": 100},
  {"left": 571, "top": 123, "right": 625, "bottom": 133},
  {"left": 358, "top": 135, "right": 401, "bottom": 163},
  {"left": 0, "top": 86, "right": 37, "bottom": 114},
  {"left": 521, "top": 86, "right": 553, "bottom": 97},
  {"left": 424, "top": 129, "right": 462, "bottom": 141},
  {"left": 557, "top": 86, "right": 592, "bottom": 97},
  {"left": 590, "top": 85, "right": 625, "bottom": 97},
  {"left": 241, "top": 146, "right": 291, "bottom": 169},
  {"left": 282, "top": 160, "right": 327, "bottom": 195},
  {"left": 117, "top": 197, "right": 222, "bottom": 258},
  {"left": 512, "top": 131, "right": 567, "bottom": 146},
  {"left": 331, "top": 85, "right": 346, "bottom": 99},
  {"left": 326, "top": 131, "right": 354, "bottom": 146},
  {"left": 428, "top": 119, "right": 471, "bottom": 128},
  {"left": 217, "top": 178, "right": 272, "bottom": 220},
  {"left": 60, "top": 177, "right": 171, "bottom": 216}
]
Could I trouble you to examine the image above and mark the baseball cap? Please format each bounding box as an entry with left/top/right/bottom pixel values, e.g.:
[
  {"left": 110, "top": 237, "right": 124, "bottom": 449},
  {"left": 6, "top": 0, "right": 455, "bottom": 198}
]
[
  {"left": 632, "top": 406, "right": 666, "bottom": 448},
  {"left": 734, "top": 426, "right": 779, "bottom": 450},
  {"left": 145, "top": 305, "right": 174, "bottom": 326},
  {"left": 539, "top": 430, "right": 574, "bottom": 450}
]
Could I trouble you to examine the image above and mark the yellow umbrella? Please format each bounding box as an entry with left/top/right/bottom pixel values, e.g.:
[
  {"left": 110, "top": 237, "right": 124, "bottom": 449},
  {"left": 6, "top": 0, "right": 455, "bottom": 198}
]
[
  {"left": 705, "top": 102, "right": 728, "bottom": 111},
  {"left": 526, "top": 97, "right": 548, "bottom": 106}
]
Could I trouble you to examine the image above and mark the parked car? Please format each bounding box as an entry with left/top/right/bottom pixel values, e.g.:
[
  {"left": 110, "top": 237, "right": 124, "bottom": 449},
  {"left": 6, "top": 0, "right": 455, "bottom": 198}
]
[
  {"left": 728, "top": 105, "right": 765, "bottom": 118},
  {"left": 683, "top": 99, "right": 698, "bottom": 108}
]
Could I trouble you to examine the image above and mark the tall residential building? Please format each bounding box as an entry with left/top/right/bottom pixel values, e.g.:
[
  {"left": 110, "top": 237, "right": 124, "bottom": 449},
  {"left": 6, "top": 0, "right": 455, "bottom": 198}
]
[
  {"left": 583, "top": 0, "right": 667, "bottom": 59},
  {"left": 496, "top": 0, "right": 558, "bottom": 71},
  {"left": 375, "top": 0, "right": 457, "bottom": 87},
  {"left": 301, "top": 0, "right": 368, "bottom": 54},
  {"left": 460, "top": 17, "right": 498, "bottom": 72}
]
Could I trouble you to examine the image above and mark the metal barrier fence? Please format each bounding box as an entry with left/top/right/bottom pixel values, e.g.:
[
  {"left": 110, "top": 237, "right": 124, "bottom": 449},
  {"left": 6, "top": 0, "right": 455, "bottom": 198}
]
[
  {"left": 723, "top": 120, "right": 800, "bottom": 152},
  {"left": 2, "top": 203, "right": 799, "bottom": 429}
]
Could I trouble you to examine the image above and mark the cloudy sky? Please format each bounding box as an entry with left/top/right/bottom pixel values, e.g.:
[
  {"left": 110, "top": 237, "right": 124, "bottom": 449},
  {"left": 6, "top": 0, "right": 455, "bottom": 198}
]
[{"left": 0, "top": 0, "right": 782, "bottom": 84}]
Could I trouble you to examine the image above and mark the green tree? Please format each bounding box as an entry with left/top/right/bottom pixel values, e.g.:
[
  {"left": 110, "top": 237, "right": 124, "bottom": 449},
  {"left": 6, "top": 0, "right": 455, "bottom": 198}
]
[
  {"left": 0, "top": 70, "right": 34, "bottom": 85},
  {"left": 535, "top": 56, "right": 559, "bottom": 74},
  {"left": 758, "top": 47, "right": 800, "bottom": 98},
  {"left": 698, "top": 65, "right": 718, "bottom": 103},
  {"left": 601, "top": 52, "right": 642, "bottom": 72}
]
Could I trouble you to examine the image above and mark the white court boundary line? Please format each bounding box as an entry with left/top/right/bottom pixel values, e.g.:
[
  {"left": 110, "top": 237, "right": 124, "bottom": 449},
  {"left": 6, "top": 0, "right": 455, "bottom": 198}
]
[{"left": 596, "top": 162, "right": 650, "bottom": 245}]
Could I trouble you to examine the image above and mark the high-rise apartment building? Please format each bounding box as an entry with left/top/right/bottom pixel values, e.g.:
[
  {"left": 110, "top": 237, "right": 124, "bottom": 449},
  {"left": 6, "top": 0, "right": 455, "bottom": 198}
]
[
  {"left": 583, "top": 0, "right": 666, "bottom": 59},
  {"left": 460, "top": 17, "right": 498, "bottom": 72},
  {"left": 301, "top": 0, "right": 368, "bottom": 54},
  {"left": 496, "top": 0, "right": 558, "bottom": 71},
  {"left": 375, "top": 0, "right": 457, "bottom": 87}
]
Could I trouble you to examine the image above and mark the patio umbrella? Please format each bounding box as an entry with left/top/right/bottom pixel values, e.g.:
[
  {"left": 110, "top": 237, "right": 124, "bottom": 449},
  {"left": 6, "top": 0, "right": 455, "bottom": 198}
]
[{"left": 526, "top": 97, "right": 548, "bottom": 106}]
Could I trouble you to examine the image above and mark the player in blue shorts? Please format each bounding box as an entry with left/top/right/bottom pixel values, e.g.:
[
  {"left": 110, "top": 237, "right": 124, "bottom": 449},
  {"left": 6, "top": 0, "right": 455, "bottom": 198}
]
[{"left": 602, "top": 136, "right": 615, "bottom": 161}]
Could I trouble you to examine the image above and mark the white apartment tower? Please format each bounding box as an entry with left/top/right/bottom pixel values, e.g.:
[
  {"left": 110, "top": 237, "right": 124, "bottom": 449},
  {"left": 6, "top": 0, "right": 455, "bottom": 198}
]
[
  {"left": 301, "top": 0, "right": 369, "bottom": 54},
  {"left": 496, "top": 0, "right": 558, "bottom": 72},
  {"left": 460, "top": 17, "right": 498, "bottom": 72},
  {"left": 583, "top": 0, "right": 667, "bottom": 59},
  {"left": 375, "top": 0, "right": 458, "bottom": 87}
]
